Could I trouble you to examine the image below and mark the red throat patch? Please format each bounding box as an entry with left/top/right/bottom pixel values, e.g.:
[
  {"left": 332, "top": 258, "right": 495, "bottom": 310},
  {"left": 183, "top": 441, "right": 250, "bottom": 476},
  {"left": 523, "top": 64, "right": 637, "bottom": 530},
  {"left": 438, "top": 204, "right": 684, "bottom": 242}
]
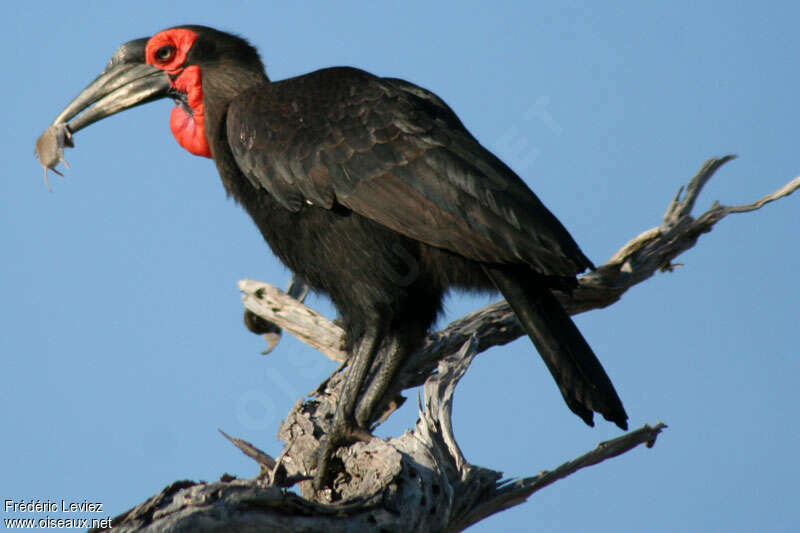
[
  {"left": 168, "top": 66, "right": 211, "bottom": 158},
  {"left": 145, "top": 29, "right": 211, "bottom": 158}
]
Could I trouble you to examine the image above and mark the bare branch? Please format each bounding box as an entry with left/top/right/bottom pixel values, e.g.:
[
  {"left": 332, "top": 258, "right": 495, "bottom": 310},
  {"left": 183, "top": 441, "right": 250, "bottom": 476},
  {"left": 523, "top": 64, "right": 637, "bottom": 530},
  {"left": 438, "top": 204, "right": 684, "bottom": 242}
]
[
  {"left": 446, "top": 423, "right": 667, "bottom": 532},
  {"left": 240, "top": 279, "right": 347, "bottom": 362},
  {"left": 218, "top": 429, "right": 276, "bottom": 475},
  {"left": 416, "top": 335, "right": 480, "bottom": 477},
  {"left": 91, "top": 419, "right": 665, "bottom": 533},
  {"left": 96, "top": 158, "right": 798, "bottom": 532},
  {"left": 241, "top": 157, "right": 800, "bottom": 390}
]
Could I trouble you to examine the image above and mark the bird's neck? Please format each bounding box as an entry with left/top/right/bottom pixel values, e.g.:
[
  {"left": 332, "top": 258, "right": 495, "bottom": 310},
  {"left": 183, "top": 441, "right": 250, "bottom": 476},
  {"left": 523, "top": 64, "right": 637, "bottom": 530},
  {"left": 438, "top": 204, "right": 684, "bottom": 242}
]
[
  {"left": 202, "top": 63, "right": 269, "bottom": 150},
  {"left": 200, "top": 63, "right": 270, "bottom": 200}
]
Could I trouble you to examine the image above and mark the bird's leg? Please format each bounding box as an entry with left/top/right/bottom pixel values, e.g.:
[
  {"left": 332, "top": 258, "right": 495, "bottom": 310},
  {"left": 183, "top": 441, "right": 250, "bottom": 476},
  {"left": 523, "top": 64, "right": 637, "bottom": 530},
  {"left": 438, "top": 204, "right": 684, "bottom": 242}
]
[
  {"left": 313, "top": 326, "right": 382, "bottom": 490},
  {"left": 334, "top": 327, "right": 383, "bottom": 433},
  {"left": 354, "top": 336, "right": 404, "bottom": 429}
]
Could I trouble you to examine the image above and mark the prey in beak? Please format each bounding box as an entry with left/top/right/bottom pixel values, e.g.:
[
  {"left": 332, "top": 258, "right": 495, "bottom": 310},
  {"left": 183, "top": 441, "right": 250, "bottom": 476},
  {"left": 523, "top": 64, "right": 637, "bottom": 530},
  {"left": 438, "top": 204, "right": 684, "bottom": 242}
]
[
  {"left": 34, "top": 123, "right": 72, "bottom": 190},
  {"left": 34, "top": 37, "right": 170, "bottom": 188}
]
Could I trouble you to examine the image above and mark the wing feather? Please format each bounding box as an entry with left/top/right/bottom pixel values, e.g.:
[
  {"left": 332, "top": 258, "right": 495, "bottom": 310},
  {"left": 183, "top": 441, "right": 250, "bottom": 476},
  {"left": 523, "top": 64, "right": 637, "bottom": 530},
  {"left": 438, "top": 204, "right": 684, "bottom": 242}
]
[{"left": 226, "top": 67, "right": 592, "bottom": 275}]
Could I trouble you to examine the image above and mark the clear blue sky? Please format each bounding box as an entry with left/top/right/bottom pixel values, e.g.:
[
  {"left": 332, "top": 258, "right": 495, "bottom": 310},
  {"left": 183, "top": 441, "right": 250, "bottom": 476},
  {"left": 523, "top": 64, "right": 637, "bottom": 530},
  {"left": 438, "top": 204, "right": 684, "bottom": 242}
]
[{"left": 3, "top": 2, "right": 799, "bottom": 531}]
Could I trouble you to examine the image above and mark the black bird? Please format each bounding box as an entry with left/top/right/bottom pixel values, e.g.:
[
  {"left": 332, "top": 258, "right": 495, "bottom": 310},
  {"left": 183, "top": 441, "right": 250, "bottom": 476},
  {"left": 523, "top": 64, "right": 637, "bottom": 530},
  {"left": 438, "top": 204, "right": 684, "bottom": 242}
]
[{"left": 38, "top": 25, "right": 628, "bottom": 485}]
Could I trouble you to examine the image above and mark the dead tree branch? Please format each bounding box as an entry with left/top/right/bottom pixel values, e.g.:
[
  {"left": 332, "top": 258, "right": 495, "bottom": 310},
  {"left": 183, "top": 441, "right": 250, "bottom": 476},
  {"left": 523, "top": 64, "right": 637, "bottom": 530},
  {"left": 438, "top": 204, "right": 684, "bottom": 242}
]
[
  {"left": 92, "top": 157, "right": 799, "bottom": 532},
  {"left": 241, "top": 156, "right": 800, "bottom": 391}
]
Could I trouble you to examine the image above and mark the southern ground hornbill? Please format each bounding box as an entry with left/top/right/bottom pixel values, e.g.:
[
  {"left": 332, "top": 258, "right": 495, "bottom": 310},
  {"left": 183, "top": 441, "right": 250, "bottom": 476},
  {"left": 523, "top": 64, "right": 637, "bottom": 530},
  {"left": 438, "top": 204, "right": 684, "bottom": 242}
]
[{"left": 37, "top": 25, "right": 628, "bottom": 487}]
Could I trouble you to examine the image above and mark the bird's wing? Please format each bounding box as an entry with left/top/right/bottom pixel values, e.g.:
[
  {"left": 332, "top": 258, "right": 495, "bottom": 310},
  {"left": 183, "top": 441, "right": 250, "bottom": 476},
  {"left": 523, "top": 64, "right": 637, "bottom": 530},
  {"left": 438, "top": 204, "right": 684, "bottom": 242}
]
[{"left": 226, "top": 67, "right": 592, "bottom": 276}]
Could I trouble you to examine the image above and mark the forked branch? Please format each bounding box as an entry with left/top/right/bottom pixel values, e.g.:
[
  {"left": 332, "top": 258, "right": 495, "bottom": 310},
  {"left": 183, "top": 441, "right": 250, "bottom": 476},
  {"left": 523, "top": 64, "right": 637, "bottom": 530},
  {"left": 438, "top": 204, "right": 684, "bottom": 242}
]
[{"left": 91, "top": 157, "right": 799, "bottom": 532}]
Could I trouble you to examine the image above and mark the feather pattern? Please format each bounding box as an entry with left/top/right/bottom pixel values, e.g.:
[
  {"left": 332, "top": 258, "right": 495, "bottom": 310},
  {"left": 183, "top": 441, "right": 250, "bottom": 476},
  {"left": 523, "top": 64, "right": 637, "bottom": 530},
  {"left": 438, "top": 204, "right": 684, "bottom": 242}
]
[{"left": 226, "top": 67, "right": 593, "bottom": 276}]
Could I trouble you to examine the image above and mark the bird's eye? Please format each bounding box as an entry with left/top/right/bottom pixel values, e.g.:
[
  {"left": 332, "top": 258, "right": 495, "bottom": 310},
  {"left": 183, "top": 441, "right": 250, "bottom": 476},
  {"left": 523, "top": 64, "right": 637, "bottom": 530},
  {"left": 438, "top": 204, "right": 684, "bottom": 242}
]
[{"left": 155, "top": 45, "right": 175, "bottom": 62}]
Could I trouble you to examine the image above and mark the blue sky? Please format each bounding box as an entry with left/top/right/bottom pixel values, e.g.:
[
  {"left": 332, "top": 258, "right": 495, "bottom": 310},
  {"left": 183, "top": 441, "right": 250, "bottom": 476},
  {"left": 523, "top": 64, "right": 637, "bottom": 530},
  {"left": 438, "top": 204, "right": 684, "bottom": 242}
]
[{"left": 3, "top": 2, "right": 799, "bottom": 531}]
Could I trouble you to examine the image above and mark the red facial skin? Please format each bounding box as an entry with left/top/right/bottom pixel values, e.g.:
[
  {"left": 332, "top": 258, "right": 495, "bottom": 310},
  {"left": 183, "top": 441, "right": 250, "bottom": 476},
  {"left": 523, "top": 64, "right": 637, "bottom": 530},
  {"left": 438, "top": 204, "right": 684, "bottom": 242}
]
[{"left": 145, "top": 29, "right": 211, "bottom": 158}]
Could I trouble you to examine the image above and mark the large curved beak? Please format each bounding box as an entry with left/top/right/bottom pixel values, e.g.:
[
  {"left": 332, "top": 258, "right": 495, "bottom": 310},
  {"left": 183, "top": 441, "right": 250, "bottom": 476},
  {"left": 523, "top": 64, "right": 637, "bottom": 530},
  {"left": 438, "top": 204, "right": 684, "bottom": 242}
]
[
  {"left": 52, "top": 37, "right": 170, "bottom": 134},
  {"left": 36, "top": 37, "right": 170, "bottom": 183}
]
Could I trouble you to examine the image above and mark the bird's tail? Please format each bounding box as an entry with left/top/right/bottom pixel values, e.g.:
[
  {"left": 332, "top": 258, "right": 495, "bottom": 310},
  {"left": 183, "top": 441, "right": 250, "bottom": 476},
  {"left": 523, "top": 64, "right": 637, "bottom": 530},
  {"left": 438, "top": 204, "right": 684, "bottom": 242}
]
[{"left": 483, "top": 265, "right": 628, "bottom": 430}]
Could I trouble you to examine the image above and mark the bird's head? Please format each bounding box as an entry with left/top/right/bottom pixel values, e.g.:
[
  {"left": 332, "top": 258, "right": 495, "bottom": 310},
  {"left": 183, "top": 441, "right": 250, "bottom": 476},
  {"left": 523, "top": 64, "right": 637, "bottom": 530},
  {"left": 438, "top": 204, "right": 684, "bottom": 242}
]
[{"left": 38, "top": 25, "right": 265, "bottom": 170}]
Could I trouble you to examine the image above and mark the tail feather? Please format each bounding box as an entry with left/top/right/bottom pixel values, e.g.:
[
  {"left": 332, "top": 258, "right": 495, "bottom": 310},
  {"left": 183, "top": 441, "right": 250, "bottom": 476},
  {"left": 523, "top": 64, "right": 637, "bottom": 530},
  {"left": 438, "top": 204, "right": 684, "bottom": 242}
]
[{"left": 483, "top": 265, "right": 628, "bottom": 430}]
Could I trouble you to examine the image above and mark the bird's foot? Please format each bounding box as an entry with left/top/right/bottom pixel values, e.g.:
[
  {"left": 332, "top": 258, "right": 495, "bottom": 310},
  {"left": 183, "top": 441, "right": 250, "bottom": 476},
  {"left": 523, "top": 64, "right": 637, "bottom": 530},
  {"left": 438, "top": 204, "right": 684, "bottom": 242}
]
[
  {"left": 243, "top": 309, "right": 282, "bottom": 354},
  {"left": 312, "top": 421, "right": 373, "bottom": 492}
]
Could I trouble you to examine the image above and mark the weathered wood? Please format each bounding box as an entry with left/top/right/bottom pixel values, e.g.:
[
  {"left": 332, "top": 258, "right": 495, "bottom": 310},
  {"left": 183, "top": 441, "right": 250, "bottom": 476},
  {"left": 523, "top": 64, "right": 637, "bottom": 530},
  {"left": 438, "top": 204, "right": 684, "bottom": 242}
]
[
  {"left": 92, "top": 339, "right": 663, "bottom": 533},
  {"left": 241, "top": 156, "right": 800, "bottom": 394},
  {"left": 240, "top": 279, "right": 347, "bottom": 362},
  {"left": 92, "top": 158, "right": 799, "bottom": 532}
]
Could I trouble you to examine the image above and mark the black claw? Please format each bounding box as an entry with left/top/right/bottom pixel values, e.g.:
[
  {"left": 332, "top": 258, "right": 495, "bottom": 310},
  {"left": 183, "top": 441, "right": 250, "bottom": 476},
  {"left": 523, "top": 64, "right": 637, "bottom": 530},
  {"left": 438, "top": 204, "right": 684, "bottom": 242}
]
[{"left": 243, "top": 309, "right": 281, "bottom": 335}]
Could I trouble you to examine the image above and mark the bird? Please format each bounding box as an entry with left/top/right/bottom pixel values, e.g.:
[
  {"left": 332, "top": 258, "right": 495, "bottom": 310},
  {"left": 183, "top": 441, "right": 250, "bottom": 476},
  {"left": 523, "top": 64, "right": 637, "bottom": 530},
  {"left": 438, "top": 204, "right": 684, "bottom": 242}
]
[{"left": 37, "top": 25, "right": 628, "bottom": 487}]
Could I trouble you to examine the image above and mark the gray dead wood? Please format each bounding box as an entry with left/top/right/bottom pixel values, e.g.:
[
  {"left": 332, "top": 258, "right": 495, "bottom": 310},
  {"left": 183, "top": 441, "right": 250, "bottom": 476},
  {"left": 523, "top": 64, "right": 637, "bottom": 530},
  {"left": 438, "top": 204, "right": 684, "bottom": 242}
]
[{"left": 90, "top": 157, "right": 799, "bottom": 533}]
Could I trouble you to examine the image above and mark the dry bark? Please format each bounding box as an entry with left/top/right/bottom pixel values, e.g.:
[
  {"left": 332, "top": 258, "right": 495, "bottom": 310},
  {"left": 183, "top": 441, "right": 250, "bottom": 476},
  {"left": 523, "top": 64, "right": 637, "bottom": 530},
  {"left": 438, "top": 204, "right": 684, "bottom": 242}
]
[{"left": 90, "top": 157, "right": 799, "bottom": 533}]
